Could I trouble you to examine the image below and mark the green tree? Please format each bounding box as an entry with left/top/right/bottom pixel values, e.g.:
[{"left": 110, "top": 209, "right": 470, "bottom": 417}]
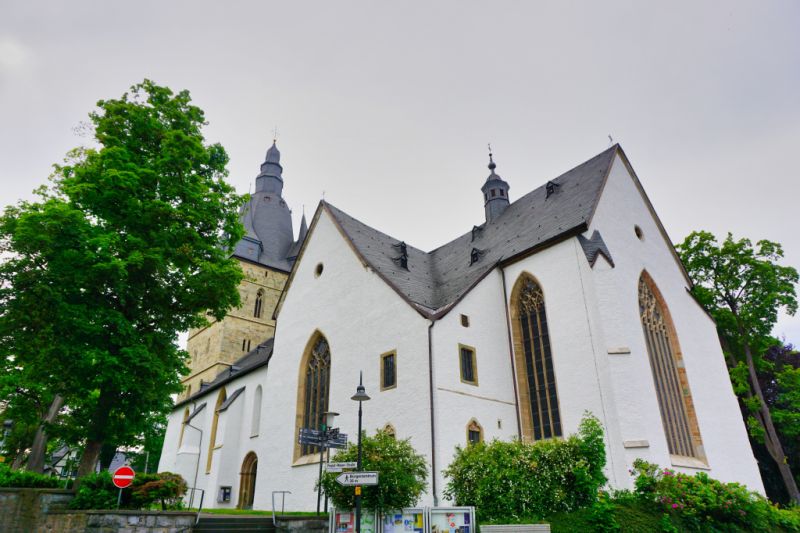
[
  {"left": 320, "top": 429, "right": 428, "bottom": 513},
  {"left": 0, "top": 80, "right": 245, "bottom": 480},
  {"left": 677, "top": 231, "right": 799, "bottom": 504}
]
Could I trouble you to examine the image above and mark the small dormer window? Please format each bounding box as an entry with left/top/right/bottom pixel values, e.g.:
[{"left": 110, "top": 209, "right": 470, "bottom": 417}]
[
  {"left": 545, "top": 180, "right": 560, "bottom": 199},
  {"left": 392, "top": 241, "right": 409, "bottom": 270},
  {"left": 469, "top": 248, "right": 485, "bottom": 265}
]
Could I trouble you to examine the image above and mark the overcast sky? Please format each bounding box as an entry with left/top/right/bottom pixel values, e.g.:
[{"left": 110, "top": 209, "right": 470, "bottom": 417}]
[{"left": 1, "top": 1, "right": 798, "bottom": 343}]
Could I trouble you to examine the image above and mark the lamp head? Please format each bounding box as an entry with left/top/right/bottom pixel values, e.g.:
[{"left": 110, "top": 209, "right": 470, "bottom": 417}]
[{"left": 350, "top": 371, "right": 371, "bottom": 402}]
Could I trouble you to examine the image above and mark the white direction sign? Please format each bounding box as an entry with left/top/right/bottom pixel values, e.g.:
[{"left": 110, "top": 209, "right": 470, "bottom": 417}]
[
  {"left": 326, "top": 461, "right": 358, "bottom": 472},
  {"left": 336, "top": 471, "right": 379, "bottom": 486}
]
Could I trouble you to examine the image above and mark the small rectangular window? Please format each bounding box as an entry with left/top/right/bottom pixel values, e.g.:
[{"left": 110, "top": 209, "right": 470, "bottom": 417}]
[
  {"left": 459, "top": 344, "right": 478, "bottom": 385},
  {"left": 468, "top": 429, "right": 481, "bottom": 445},
  {"left": 242, "top": 339, "right": 246, "bottom": 351},
  {"left": 381, "top": 351, "right": 396, "bottom": 390},
  {"left": 460, "top": 314, "right": 470, "bottom": 327},
  {"left": 491, "top": 189, "right": 497, "bottom": 197}
]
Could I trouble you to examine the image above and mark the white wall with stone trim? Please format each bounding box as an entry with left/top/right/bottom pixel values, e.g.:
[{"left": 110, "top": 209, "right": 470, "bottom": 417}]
[
  {"left": 158, "top": 153, "right": 765, "bottom": 510},
  {"left": 587, "top": 153, "right": 764, "bottom": 493}
]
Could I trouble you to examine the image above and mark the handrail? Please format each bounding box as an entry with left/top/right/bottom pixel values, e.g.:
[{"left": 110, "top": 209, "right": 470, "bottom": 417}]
[{"left": 272, "top": 490, "right": 291, "bottom": 527}]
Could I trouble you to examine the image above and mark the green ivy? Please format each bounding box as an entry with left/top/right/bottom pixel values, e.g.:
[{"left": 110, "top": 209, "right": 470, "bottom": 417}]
[{"left": 444, "top": 413, "right": 607, "bottom": 523}]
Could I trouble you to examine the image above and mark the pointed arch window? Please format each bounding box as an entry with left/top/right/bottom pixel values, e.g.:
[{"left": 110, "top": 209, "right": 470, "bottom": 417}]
[
  {"left": 295, "top": 334, "right": 331, "bottom": 459},
  {"left": 510, "top": 274, "right": 562, "bottom": 441},
  {"left": 638, "top": 273, "right": 705, "bottom": 460},
  {"left": 467, "top": 419, "right": 483, "bottom": 445},
  {"left": 206, "top": 387, "right": 227, "bottom": 473},
  {"left": 254, "top": 290, "right": 264, "bottom": 318}
]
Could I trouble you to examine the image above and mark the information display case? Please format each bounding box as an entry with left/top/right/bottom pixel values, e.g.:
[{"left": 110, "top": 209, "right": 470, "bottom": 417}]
[
  {"left": 380, "top": 507, "right": 427, "bottom": 532},
  {"left": 428, "top": 507, "right": 475, "bottom": 533},
  {"left": 330, "top": 509, "right": 378, "bottom": 533}
]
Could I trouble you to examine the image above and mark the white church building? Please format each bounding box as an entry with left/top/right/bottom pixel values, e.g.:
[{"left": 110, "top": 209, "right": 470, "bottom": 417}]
[{"left": 158, "top": 142, "right": 764, "bottom": 511}]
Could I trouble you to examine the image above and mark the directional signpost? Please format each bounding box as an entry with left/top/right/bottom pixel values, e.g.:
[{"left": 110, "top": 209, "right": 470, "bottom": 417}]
[
  {"left": 335, "top": 471, "right": 379, "bottom": 486},
  {"left": 298, "top": 428, "right": 348, "bottom": 449},
  {"left": 112, "top": 465, "right": 135, "bottom": 509},
  {"left": 325, "top": 461, "right": 357, "bottom": 473}
]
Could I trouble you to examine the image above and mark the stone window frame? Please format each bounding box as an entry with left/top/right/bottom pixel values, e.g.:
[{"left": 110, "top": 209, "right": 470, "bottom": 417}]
[
  {"left": 458, "top": 343, "right": 479, "bottom": 386},
  {"left": 638, "top": 270, "right": 707, "bottom": 465},
  {"left": 466, "top": 418, "right": 483, "bottom": 445},
  {"left": 178, "top": 408, "right": 190, "bottom": 448},
  {"left": 509, "top": 272, "right": 563, "bottom": 442},
  {"left": 250, "top": 385, "right": 262, "bottom": 438},
  {"left": 380, "top": 350, "right": 397, "bottom": 391},
  {"left": 206, "top": 387, "right": 227, "bottom": 473},
  {"left": 293, "top": 331, "right": 331, "bottom": 464}
]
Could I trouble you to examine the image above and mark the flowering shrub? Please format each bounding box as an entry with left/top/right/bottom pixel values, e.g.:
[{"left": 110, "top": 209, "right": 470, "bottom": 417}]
[
  {"left": 443, "top": 413, "right": 606, "bottom": 523},
  {"left": 320, "top": 429, "right": 427, "bottom": 513},
  {"left": 70, "top": 470, "right": 187, "bottom": 510},
  {"left": 631, "top": 459, "right": 800, "bottom": 531}
]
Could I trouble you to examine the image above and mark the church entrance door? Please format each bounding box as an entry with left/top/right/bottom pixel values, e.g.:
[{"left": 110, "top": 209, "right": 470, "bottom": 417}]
[{"left": 237, "top": 452, "right": 258, "bottom": 509}]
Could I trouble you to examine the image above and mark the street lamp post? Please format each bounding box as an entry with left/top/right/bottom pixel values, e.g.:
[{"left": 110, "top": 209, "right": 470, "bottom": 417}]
[
  {"left": 350, "top": 372, "right": 370, "bottom": 533},
  {"left": 317, "top": 410, "right": 339, "bottom": 514}
]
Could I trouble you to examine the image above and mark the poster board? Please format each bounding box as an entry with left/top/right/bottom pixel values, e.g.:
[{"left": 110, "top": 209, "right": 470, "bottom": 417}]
[
  {"left": 330, "top": 508, "right": 378, "bottom": 533},
  {"left": 428, "top": 507, "right": 475, "bottom": 533},
  {"left": 380, "top": 507, "right": 426, "bottom": 533}
]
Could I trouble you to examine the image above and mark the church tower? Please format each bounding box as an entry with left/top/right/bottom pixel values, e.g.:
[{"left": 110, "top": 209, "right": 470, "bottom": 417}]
[
  {"left": 481, "top": 150, "right": 510, "bottom": 223},
  {"left": 181, "top": 141, "right": 304, "bottom": 398}
]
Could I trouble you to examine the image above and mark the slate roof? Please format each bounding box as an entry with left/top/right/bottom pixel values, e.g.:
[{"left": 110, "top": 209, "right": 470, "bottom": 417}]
[
  {"left": 324, "top": 145, "right": 619, "bottom": 317},
  {"left": 176, "top": 338, "right": 274, "bottom": 408}
]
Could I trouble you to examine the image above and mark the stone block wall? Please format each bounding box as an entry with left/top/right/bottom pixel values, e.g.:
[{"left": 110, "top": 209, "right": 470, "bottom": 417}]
[
  {"left": 0, "top": 488, "right": 74, "bottom": 533},
  {"left": 0, "top": 489, "right": 196, "bottom": 533},
  {"left": 182, "top": 259, "right": 287, "bottom": 398}
]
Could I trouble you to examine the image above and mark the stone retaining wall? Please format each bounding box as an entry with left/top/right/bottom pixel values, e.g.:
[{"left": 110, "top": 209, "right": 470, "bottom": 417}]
[{"left": 0, "top": 488, "right": 196, "bottom": 532}]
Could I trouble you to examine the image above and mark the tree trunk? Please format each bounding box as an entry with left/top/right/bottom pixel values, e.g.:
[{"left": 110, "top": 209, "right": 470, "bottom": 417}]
[
  {"left": 75, "top": 440, "right": 103, "bottom": 482},
  {"left": 742, "top": 340, "right": 800, "bottom": 504},
  {"left": 25, "top": 394, "right": 64, "bottom": 474}
]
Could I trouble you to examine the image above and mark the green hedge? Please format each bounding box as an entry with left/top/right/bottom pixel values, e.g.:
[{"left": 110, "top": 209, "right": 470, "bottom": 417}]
[
  {"left": 444, "top": 413, "right": 606, "bottom": 523},
  {"left": 0, "top": 463, "right": 60, "bottom": 488}
]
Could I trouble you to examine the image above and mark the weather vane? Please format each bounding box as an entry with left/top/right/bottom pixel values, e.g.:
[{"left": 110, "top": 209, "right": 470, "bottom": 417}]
[{"left": 272, "top": 126, "right": 279, "bottom": 142}]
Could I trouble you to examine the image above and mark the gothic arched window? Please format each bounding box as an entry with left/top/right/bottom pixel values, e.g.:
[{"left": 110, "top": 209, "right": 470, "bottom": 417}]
[
  {"left": 253, "top": 290, "right": 264, "bottom": 318},
  {"left": 295, "top": 333, "right": 331, "bottom": 459},
  {"left": 638, "top": 272, "right": 704, "bottom": 460},
  {"left": 510, "top": 274, "right": 562, "bottom": 441}
]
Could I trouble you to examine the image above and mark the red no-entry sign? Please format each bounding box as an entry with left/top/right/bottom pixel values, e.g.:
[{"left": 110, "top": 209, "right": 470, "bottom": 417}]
[{"left": 112, "top": 466, "right": 135, "bottom": 489}]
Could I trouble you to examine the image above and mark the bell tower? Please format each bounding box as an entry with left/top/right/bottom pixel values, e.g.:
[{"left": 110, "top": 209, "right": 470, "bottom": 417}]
[{"left": 481, "top": 148, "right": 510, "bottom": 223}]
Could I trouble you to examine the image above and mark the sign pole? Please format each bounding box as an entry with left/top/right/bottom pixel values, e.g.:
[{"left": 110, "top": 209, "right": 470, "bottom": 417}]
[{"left": 116, "top": 488, "right": 122, "bottom": 509}]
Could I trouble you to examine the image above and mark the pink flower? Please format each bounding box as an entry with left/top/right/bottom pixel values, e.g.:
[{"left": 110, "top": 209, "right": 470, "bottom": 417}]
[{"left": 672, "top": 504, "right": 678, "bottom": 509}]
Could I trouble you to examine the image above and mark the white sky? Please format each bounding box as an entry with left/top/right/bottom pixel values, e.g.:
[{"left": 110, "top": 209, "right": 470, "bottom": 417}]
[{"left": 1, "top": 1, "right": 798, "bottom": 343}]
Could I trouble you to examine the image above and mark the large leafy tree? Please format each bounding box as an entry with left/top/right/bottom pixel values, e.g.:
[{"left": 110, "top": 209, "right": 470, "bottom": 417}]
[
  {"left": 0, "top": 80, "right": 244, "bottom": 479},
  {"left": 677, "top": 231, "right": 799, "bottom": 504}
]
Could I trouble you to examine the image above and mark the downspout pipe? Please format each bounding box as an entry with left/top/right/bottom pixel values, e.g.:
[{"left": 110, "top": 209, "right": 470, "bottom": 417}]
[
  {"left": 427, "top": 319, "right": 439, "bottom": 506},
  {"left": 500, "top": 265, "right": 523, "bottom": 439}
]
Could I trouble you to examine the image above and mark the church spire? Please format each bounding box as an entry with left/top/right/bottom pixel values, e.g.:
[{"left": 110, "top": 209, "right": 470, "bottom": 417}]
[
  {"left": 256, "top": 140, "right": 284, "bottom": 194},
  {"left": 481, "top": 145, "right": 510, "bottom": 223}
]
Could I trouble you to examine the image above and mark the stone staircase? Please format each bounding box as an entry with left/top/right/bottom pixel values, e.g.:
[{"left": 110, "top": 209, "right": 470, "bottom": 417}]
[{"left": 193, "top": 515, "right": 277, "bottom": 532}]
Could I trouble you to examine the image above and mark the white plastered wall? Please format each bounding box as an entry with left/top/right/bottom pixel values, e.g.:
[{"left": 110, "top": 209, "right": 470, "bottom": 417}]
[
  {"left": 255, "top": 209, "right": 433, "bottom": 510},
  {"left": 429, "top": 269, "right": 520, "bottom": 504},
  {"left": 587, "top": 153, "right": 764, "bottom": 492}
]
